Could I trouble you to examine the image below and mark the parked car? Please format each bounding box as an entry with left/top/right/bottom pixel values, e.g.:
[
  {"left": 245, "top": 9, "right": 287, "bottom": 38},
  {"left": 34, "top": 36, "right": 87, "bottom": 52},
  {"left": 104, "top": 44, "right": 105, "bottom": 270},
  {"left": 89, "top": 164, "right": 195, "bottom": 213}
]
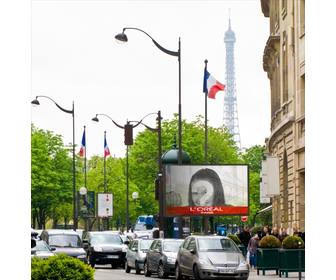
[
  {"left": 103, "top": 230, "right": 133, "bottom": 244},
  {"left": 31, "top": 240, "right": 56, "bottom": 259},
  {"left": 144, "top": 238, "right": 184, "bottom": 278},
  {"left": 125, "top": 238, "right": 154, "bottom": 274},
  {"left": 83, "top": 231, "right": 128, "bottom": 268},
  {"left": 40, "top": 229, "right": 87, "bottom": 262},
  {"left": 175, "top": 235, "right": 249, "bottom": 280}
]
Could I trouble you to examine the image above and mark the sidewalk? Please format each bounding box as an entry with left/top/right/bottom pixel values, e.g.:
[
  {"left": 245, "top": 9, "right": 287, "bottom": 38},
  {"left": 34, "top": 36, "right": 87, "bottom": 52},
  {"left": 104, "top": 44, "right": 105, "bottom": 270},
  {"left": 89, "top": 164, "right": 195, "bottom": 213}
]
[{"left": 249, "top": 270, "right": 305, "bottom": 279}]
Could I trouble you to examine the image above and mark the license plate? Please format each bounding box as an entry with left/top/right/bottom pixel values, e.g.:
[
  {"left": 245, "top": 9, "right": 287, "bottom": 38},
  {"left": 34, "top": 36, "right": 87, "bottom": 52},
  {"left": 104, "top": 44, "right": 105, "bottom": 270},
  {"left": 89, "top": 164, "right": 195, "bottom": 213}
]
[
  {"left": 107, "top": 255, "right": 119, "bottom": 259},
  {"left": 219, "top": 268, "right": 234, "bottom": 273}
]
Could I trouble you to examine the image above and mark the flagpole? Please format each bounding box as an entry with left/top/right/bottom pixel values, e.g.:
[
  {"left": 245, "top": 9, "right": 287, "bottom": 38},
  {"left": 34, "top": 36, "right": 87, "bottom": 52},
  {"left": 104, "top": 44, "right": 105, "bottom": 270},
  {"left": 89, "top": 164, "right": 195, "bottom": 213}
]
[
  {"left": 84, "top": 126, "right": 87, "bottom": 190},
  {"left": 84, "top": 125, "right": 88, "bottom": 232},
  {"left": 203, "top": 59, "right": 209, "bottom": 235},
  {"left": 103, "top": 131, "right": 107, "bottom": 230},
  {"left": 204, "top": 59, "right": 208, "bottom": 163}
]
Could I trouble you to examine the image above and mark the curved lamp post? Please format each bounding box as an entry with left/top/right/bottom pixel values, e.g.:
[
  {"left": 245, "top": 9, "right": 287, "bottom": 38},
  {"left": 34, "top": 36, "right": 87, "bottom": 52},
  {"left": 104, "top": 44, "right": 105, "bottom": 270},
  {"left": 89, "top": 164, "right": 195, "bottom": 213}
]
[
  {"left": 31, "top": 95, "right": 78, "bottom": 230},
  {"left": 92, "top": 111, "right": 162, "bottom": 232},
  {"left": 115, "top": 27, "right": 182, "bottom": 165}
]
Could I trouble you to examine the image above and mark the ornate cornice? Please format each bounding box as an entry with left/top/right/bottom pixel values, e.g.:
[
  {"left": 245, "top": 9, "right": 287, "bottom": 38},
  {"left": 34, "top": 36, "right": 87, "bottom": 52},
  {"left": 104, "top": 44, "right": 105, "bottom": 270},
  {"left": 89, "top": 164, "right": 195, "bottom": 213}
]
[
  {"left": 263, "top": 35, "right": 280, "bottom": 74},
  {"left": 260, "top": 0, "right": 270, "bottom": 17}
]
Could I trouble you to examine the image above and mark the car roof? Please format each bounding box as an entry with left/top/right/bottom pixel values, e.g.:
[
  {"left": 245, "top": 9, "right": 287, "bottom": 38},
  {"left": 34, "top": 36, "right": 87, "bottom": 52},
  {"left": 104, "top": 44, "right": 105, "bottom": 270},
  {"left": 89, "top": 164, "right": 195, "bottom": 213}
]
[
  {"left": 189, "top": 235, "right": 230, "bottom": 240},
  {"left": 43, "top": 229, "right": 80, "bottom": 236},
  {"left": 89, "top": 231, "right": 120, "bottom": 235}
]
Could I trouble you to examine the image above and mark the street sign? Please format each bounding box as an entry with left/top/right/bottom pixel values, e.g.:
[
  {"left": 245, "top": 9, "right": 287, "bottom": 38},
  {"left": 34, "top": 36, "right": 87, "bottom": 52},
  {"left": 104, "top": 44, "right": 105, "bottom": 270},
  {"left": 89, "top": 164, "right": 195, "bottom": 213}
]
[
  {"left": 97, "top": 193, "right": 113, "bottom": 217},
  {"left": 77, "top": 190, "right": 95, "bottom": 217},
  {"left": 241, "top": 216, "right": 248, "bottom": 223}
]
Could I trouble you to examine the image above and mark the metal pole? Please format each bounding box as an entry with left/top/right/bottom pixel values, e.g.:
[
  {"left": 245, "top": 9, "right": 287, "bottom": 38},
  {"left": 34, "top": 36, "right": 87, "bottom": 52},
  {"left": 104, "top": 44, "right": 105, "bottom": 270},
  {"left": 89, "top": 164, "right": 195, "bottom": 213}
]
[
  {"left": 204, "top": 59, "right": 208, "bottom": 163},
  {"left": 178, "top": 37, "right": 182, "bottom": 165},
  {"left": 126, "top": 144, "right": 129, "bottom": 231},
  {"left": 72, "top": 101, "right": 78, "bottom": 230},
  {"left": 104, "top": 131, "right": 107, "bottom": 231},
  {"left": 158, "top": 111, "right": 164, "bottom": 234},
  {"left": 84, "top": 125, "right": 87, "bottom": 232}
]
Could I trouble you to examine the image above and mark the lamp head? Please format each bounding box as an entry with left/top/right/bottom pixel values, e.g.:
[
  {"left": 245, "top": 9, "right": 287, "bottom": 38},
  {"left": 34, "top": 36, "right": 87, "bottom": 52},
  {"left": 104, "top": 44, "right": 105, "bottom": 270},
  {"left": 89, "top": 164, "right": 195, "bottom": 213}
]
[
  {"left": 92, "top": 115, "right": 99, "bottom": 122},
  {"left": 31, "top": 98, "right": 40, "bottom": 105},
  {"left": 115, "top": 31, "right": 128, "bottom": 43}
]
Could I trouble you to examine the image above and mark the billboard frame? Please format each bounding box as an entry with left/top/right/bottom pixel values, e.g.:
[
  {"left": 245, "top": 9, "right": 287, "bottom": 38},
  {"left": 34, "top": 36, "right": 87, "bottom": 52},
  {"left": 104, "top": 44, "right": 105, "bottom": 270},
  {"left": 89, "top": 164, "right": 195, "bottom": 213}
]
[{"left": 163, "top": 164, "right": 249, "bottom": 217}]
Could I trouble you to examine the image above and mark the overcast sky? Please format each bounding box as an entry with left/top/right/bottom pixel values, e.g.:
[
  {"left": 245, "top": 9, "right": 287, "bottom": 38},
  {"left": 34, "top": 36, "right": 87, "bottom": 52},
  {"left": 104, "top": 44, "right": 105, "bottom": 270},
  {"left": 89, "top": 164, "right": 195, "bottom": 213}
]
[{"left": 31, "top": 0, "right": 270, "bottom": 158}]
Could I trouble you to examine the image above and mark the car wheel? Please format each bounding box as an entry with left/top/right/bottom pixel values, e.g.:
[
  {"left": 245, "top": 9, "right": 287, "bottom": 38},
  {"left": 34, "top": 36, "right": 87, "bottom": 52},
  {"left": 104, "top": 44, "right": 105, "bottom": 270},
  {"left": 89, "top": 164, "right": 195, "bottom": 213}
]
[
  {"left": 135, "top": 261, "right": 141, "bottom": 274},
  {"left": 175, "top": 263, "right": 183, "bottom": 280},
  {"left": 158, "top": 262, "right": 168, "bottom": 279},
  {"left": 193, "top": 264, "right": 201, "bottom": 280},
  {"left": 125, "top": 260, "right": 131, "bottom": 273},
  {"left": 144, "top": 261, "right": 151, "bottom": 277}
]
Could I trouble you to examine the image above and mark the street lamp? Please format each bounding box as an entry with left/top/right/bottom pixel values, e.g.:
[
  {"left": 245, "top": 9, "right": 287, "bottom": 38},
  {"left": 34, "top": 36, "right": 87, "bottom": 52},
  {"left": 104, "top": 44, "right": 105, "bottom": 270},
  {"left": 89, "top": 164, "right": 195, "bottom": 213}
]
[
  {"left": 31, "top": 95, "right": 78, "bottom": 230},
  {"left": 115, "top": 27, "right": 182, "bottom": 164},
  {"left": 92, "top": 111, "right": 162, "bottom": 231}
]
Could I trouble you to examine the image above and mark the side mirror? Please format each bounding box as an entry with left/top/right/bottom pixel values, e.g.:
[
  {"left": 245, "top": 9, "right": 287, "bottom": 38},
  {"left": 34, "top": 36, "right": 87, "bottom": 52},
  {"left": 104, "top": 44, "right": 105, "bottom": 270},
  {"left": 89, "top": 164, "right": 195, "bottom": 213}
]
[
  {"left": 190, "top": 249, "right": 196, "bottom": 254},
  {"left": 31, "top": 239, "right": 36, "bottom": 248},
  {"left": 124, "top": 240, "right": 130, "bottom": 245},
  {"left": 50, "top": 247, "right": 56, "bottom": 251}
]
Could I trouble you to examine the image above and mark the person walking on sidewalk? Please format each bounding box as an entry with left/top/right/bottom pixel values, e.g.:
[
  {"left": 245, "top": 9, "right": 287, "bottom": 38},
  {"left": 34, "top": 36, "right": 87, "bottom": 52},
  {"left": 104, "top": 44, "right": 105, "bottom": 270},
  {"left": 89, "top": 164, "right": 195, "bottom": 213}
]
[
  {"left": 238, "top": 226, "right": 251, "bottom": 249},
  {"left": 247, "top": 234, "right": 259, "bottom": 270}
]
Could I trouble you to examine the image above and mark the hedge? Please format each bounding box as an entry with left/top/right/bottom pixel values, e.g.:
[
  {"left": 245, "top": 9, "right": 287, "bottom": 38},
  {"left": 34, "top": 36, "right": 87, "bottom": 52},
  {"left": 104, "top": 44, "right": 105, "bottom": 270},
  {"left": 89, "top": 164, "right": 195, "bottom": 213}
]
[{"left": 31, "top": 254, "right": 94, "bottom": 280}]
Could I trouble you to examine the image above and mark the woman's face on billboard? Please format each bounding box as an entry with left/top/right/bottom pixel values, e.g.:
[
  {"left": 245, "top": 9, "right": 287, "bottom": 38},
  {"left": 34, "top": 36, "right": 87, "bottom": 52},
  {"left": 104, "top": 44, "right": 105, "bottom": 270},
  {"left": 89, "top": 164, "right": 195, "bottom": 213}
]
[{"left": 191, "top": 179, "right": 214, "bottom": 206}]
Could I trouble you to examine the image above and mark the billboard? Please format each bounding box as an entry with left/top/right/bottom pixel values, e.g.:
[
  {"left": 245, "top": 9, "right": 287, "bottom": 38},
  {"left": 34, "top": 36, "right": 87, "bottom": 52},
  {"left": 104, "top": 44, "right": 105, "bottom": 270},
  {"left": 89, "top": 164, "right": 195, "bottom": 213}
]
[
  {"left": 97, "top": 193, "right": 113, "bottom": 217},
  {"left": 261, "top": 155, "right": 280, "bottom": 197},
  {"left": 164, "top": 165, "right": 249, "bottom": 216}
]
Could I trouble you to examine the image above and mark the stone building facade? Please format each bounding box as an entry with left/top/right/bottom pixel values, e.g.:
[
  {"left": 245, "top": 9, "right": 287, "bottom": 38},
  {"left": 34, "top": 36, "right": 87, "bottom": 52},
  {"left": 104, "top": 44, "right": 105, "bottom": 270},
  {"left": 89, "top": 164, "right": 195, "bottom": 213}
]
[{"left": 260, "top": 0, "right": 305, "bottom": 232}]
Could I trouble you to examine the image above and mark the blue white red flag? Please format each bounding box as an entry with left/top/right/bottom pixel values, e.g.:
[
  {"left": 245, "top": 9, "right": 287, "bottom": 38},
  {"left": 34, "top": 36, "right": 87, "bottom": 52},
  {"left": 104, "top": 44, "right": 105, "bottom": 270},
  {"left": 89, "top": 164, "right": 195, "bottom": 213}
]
[
  {"left": 104, "top": 135, "right": 111, "bottom": 157},
  {"left": 203, "top": 69, "right": 225, "bottom": 99},
  {"left": 79, "top": 129, "right": 86, "bottom": 157}
]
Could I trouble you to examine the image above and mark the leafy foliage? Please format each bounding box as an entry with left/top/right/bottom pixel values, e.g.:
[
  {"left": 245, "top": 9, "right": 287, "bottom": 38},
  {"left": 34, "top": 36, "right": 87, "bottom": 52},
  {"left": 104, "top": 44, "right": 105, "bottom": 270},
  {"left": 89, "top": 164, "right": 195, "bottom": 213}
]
[
  {"left": 282, "top": 236, "right": 305, "bottom": 249},
  {"left": 259, "top": 235, "right": 281, "bottom": 248},
  {"left": 31, "top": 125, "right": 73, "bottom": 228},
  {"left": 227, "top": 234, "right": 241, "bottom": 245},
  {"left": 31, "top": 254, "right": 94, "bottom": 280}
]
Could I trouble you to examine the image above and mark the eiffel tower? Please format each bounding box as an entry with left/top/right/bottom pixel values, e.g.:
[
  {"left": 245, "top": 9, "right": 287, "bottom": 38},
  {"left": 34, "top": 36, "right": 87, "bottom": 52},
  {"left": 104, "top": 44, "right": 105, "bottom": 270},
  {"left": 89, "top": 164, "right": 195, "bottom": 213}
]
[{"left": 223, "top": 16, "right": 241, "bottom": 148}]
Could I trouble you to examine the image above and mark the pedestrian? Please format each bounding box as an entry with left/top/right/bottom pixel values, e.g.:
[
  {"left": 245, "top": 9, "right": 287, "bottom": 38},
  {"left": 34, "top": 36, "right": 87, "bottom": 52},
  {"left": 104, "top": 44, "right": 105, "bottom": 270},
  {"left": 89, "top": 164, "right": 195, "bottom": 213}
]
[
  {"left": 238, "top": 226, "right": 251, "bottom": 249},
  {"left": 279, "top": 227, "right": 288, "bottom": 242},
  {"left": 247, "top": 234, "right": 259, "bottom": 270},
  {"left": 260, "top": 226, "right": 269, "bottom": 239},
  {"left": 271, "top": 227, "right": 279, "bottom": 239}
]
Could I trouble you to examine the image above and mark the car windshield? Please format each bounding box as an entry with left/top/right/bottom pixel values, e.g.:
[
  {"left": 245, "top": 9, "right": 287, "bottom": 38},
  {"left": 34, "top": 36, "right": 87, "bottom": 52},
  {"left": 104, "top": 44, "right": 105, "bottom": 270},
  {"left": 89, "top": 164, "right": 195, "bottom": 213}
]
[
  {"left": 91, "top": 234, "right": 122, "bottom": 245},
  {"left": 49, "top": 234, "right": 81, "bottom": 248},
  {"left": 140, "top": 240, "right": 153, "bottom": 251},
  {"left": 163, "top": 240, "right": 183, "bottom": 252},
  {"left": 134, "top": 223, "right": 147, "bottom": 231},
  {"left": 197, "top": 238, "right": 239, "bottom": 252},
  {"left": 33, "top": 241, "right": 51, "bottom": 252}
]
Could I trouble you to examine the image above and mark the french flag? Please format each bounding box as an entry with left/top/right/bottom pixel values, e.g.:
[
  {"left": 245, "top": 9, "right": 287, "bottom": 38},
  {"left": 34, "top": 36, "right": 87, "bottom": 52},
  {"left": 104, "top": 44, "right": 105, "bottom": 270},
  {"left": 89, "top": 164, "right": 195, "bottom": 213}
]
[
  {"left": 203, "top": 69, "right": 225, "bottom": 99},
  {"left": 79, "top": 129, "right": 86, "bottom": 157},
  {"left": 104, "top": 134, "right": 111, "bottom": 158}
]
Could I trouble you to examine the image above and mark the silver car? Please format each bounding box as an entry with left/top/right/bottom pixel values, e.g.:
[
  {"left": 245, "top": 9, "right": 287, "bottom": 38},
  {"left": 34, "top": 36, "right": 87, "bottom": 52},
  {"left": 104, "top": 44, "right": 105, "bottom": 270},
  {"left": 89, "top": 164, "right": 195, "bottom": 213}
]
[
  {"left": 125, "top": 239, "right": 154, "bottom": 274},
  {"left": 175, "top": 235, "right": 249, "bottom": 280}
]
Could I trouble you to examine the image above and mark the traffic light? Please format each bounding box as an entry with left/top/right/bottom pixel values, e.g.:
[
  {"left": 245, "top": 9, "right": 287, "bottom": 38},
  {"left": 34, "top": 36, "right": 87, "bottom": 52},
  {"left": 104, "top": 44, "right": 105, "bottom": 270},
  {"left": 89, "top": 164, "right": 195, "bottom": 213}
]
[{"left": 124, "top": 124, "right": 133, "bottom": 145}]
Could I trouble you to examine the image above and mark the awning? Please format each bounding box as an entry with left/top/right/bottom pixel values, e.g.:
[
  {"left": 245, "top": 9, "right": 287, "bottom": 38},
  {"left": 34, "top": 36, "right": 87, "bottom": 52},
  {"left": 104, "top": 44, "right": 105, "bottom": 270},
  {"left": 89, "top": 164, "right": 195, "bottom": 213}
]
[{"left": 257, "top": 205, "right": 272, "bottom": 214}]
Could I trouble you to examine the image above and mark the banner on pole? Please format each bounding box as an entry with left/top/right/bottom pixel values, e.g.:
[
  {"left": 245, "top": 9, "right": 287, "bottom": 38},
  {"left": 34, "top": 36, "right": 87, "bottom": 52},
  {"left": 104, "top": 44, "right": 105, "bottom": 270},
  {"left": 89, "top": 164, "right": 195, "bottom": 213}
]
[{"left": 97, "top": 193, "right": 113, "bottom": 217}]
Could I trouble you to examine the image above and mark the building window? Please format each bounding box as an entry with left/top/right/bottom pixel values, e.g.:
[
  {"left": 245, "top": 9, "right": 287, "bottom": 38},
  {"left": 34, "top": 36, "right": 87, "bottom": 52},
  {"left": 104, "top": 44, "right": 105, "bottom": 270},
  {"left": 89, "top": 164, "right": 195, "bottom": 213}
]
[
  {"left": 282, "top": 32, "right": 288, "bottom": 103},
  {"left": 300, "top": 74, "right": 305, "bottom": 116},
  {"left": 282, "top": 151, "right": 289, "bottom": 225}
]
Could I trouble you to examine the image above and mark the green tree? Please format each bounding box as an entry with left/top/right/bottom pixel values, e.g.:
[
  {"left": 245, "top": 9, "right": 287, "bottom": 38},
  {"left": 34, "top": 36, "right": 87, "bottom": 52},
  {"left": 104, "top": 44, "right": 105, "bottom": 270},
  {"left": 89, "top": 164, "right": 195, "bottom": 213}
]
[{"left": 31, "top": 125, "right": 72, "bottom": 228}]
